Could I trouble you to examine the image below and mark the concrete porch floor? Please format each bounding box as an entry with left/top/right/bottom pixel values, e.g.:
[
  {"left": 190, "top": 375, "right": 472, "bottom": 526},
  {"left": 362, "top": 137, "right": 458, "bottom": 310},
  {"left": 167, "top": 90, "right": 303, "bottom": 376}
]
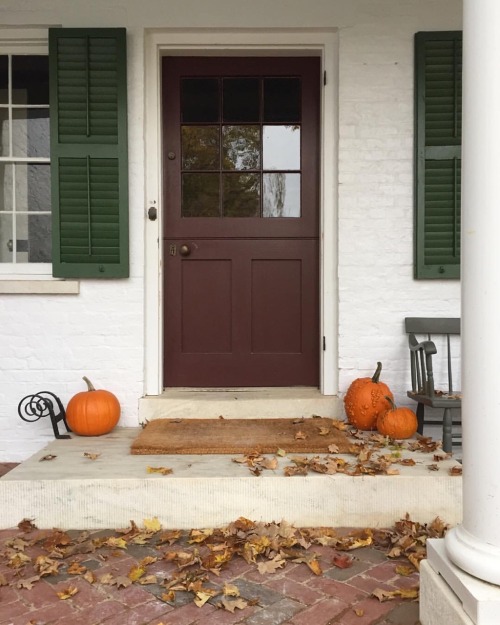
[{"left": 0, "top": 427, "right": 462, "bottom": 531}]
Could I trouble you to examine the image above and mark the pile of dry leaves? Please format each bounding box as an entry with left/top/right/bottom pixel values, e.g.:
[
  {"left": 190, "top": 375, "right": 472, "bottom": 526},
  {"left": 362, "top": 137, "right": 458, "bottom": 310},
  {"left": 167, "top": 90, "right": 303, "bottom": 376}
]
[{"left": 0, "top": 513, "right": 448, "bottom": 611}]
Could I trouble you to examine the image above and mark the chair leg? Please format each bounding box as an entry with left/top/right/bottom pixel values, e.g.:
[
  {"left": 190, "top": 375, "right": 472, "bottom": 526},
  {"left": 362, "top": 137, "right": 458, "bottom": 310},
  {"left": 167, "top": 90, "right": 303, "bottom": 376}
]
[
  {"left": 416, "top": 403, "right": 425, "bottom": 435},
  {"left": 442, "top": 408, "right": 452, "bottom": 454}
]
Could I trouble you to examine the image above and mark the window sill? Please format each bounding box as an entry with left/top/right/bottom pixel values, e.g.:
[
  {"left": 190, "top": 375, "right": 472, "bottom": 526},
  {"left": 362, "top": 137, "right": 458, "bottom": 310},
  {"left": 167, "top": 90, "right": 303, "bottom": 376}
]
[{"left": 0, "top": 279, "right": 79, "bottom": 294}]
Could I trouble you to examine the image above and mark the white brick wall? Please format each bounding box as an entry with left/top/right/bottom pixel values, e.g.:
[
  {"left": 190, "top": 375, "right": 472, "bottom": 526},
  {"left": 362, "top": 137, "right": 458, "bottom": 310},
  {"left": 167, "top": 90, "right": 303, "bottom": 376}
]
[{"left": 0, "top": 0, "right": 463, "bottom": 460}]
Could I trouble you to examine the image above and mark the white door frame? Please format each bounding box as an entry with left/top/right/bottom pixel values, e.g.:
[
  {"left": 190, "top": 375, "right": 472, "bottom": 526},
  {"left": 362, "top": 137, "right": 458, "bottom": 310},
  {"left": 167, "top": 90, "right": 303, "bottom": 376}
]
[{"left": 143, "top": 28, "right": 339, "bottom": 396}]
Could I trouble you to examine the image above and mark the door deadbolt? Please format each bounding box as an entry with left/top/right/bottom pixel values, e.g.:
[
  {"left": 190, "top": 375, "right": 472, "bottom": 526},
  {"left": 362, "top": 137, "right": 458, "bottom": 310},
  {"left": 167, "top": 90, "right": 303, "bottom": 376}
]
[{"left": 147, "top": 206, "right": 157, "bottom": 221}]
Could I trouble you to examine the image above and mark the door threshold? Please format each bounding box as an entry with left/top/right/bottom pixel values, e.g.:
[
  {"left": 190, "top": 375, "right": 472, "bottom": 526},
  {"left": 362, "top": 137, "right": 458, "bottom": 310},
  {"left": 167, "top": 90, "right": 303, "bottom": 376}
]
[{"left": 139, "top": 388, "right": 340, "bottom": 422}]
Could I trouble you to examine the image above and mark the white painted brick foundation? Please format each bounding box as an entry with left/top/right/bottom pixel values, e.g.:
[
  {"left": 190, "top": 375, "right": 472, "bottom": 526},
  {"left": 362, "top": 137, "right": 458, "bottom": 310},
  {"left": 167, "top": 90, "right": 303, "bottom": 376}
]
[{"left": 0, "top": 0, "right": 463, "bottom": 461}]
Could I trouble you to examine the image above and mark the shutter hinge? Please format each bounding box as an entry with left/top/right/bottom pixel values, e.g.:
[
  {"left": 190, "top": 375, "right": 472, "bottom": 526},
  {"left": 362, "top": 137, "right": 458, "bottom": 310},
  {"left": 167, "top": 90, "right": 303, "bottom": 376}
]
[
  {"left": 323, "top": 336, "right": 326, "bottom": 351},
  {"left": 323, "top": 70, "right": 327, "bottom": 86}
]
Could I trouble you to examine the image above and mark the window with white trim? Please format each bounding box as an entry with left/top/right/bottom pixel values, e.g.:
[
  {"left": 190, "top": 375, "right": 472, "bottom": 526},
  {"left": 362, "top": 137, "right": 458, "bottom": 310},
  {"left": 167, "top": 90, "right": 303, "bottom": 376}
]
[{"left": 0, "top": 32, "right": 51, "bottom": 276}]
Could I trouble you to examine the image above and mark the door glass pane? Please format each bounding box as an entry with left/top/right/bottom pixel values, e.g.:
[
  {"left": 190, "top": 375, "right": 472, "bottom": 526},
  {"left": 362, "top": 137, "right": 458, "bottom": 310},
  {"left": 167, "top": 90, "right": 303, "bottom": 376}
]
[
  {"left": 223, "top": 78, "right": 260, "bottom": 122},
  {"left": 223, "top": 125, "right": 260, "bottom": 170},
  {"left": 264, "top": 77, "right": 301, "bottom": 123},
  {"left": 0, "top": 55, "right": 8, "bottom": 104},
  {"left": 16, "top": 213, "right": 51, "bottom": 262},
  {"left": 182, "top": 173, "right": 220, "bottom": 217},
  {"left": 182, "top": 126, "right": 220, "bottom": 170},
  {"left": 181, "top": 78, "right": 219, "bottom": 123},
  {"left": 12, "top": 109, "right": 50, "bottom": 158},
  {"left": 263, "top": 125, "right": 300, "bottom": 170},
  {"left": 263, "top": 173, "right": 301, "bottom": 218},
  {"left": 12, "top": 56, "right": 49, "bottom": 105},
  {"left": 0, "top": 213, "right": 12, "bottom": 262},
  {"left": 0, "top": 163, "right": 12, "bottom": 210},
  {"left": 223, "top": 173, "right": 260, "bottom": 217}
]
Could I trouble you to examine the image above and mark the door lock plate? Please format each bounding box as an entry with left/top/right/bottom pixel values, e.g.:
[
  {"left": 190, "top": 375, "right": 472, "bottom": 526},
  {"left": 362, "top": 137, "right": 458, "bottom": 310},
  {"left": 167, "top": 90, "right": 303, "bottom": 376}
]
[{"left": 169, "top": 244, "right": 176, "bottom": 256}]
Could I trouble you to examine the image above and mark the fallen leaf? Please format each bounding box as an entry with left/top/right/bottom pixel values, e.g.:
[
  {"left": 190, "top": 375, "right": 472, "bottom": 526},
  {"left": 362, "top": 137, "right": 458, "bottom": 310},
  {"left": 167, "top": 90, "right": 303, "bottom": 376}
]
[
  {"left": 220, "top": 597, "right": 249, "bottom": 612},
  {"left": 395, "top": 564, "right": 416, "bottom": 576},
  {"left": 161, "top": 590, "right": 176, "bottom": 603},
  {"left": 223, "top": 583, "right": 240, "bottom": 597},
  {"left": 16, "top": 575, "right": 41, "bottom": 590},
  {"left": 354, "top": 608, "right": 364, "bottom": 616},
  {"left": 39, "top": 454, "right": 57, "bottom": 461},
  {"left": 67, "top": 561, "right": 87, "bottom": 575},
  {"left": 0, "top": 573, "right": 8, "bottom": 586},
  {"left": 147, "top": 466, "right": 173, "bottom": 475},
  {"left": 157, "top": 529, "right": 182, "bottom": 545},
  {"left": 57, "top": 585, "right": 79, "bottom": 600},
  {"left": 99, "top": 573, "right": 116, "bottom": 585},
  {"left": 427, "top": 464, "right": 439, "bottom": 471},
  {"left": 276, "top": 448, "right": 287, "bottom": 457},
  {"left": 317, "top": 427, "right": 330, "bottom": 436},
  {"left": 332, "top": 553, "right": 354, "bottom": 569},
  {"left": 143, "top": 517, "right": 162, "bottom": 533},
  {"left": 449, "top": 466, "right": 462, "bottom": 476},
  {"left": 260, "top": 457, "right": 278, "bottom": 470},
  {"left": 83, "top": 570, "right": 96, "bottom": 584},
  {"left": 194, "top": 588, "right": 218, "bottom": 607},
  {"left": 115, "top": 575, "right": 133, "bottom": 589},
  {"left": 137, "top": 574, "right": 158, "bottom": 585},
  {"left": 83, "top": 452, "right": 101, "bottom": 460},
  {"left": 105, "top": 537, "right": 127, "bottom": 549},
  {"left": 294, "top": 430, "right": 307, "bottom": 440},
  {"left": 257, "top": 555, "right": 286, "bottom": 574},
  {"left": 284, "top": 465, "right": 308, "bottom": 476},
  {"left": 17, "top": 518, "right": 37, "bottom": 532},
  {"left": 35, "top": 555, "right": 62, "bottom": 577},
  {"left": 372, "top": 587, "right": 419, "bottom": 602},
  {"left": 328, "top": 444, "right": 340, "bottom": 453},
  {"left": 128, "top": 565, "right": 146, "bottom": 581},
  {"left": 188, "top": 528, "right": 214, "bottom": 544}
]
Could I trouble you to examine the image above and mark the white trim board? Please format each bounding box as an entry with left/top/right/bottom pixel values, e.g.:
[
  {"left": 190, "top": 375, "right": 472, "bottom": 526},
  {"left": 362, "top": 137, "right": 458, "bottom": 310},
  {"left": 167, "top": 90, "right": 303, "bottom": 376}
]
[{"left": 143, "top": 28, "right": 339, "bottom": 397}]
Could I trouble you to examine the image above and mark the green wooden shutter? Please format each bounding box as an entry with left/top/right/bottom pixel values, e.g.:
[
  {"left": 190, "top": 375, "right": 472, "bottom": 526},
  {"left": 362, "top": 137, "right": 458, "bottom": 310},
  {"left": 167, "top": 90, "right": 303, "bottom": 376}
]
[
  {"left": 49, "top": 28, "right": 129, "bottom": 278},
  {"left": 414, "top": 31, "right": 462, "bottom": 279}
]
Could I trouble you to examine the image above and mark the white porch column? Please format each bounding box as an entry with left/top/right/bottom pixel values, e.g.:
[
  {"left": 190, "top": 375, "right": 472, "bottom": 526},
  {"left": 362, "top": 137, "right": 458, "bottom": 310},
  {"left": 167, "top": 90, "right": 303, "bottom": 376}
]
[{"left": 444, "top": 0, "right": 500, "bottom": 586}]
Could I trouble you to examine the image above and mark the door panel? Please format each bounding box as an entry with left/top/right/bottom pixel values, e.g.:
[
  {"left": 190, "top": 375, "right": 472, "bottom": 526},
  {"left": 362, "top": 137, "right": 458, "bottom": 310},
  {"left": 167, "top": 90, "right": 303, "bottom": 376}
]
[
  {"left": 165, "top": 239, "right": 318, "bottom": 387},
  {"left": 162, "top": 57, "right": 320, "bottom": 388}
]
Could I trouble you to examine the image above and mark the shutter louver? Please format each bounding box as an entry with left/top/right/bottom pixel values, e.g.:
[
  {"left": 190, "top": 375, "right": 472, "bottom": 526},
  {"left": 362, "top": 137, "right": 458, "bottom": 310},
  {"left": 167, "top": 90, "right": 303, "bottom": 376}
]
[
  {"left": 415, "top": 32, "right": 462, "bottom": 279},
  {"left": 50, "top": 28, "right": 128, "bottom": 278}
]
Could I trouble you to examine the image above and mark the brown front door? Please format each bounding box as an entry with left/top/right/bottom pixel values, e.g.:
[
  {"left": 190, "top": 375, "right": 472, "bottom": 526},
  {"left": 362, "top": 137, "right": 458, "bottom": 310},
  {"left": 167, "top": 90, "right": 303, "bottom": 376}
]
[{"left": 162, "top": 57, "right": 320, "bottom": 387}]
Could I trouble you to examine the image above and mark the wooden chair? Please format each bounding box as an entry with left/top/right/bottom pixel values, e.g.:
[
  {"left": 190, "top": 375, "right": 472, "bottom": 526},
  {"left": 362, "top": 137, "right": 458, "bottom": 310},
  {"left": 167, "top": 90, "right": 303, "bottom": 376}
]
[{"left": 405, "top": 317, "right": 461, "bottom": 453}]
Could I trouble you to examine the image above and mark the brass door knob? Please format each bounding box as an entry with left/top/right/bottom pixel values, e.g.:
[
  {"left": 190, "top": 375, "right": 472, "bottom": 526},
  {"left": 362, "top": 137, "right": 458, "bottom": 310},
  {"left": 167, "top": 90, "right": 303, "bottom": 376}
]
[{"left": 179, "top": 244, "right": 191, "bottom": 257}]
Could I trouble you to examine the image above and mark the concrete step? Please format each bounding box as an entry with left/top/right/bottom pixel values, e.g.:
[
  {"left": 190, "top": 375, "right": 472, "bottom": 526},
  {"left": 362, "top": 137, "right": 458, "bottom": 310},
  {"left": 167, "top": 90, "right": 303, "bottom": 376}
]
[
  {"left": 0, "top": 427, "right": 463, "bottom": 531},
  {"left": 138, "top": 388, "right": 341, "bottom": 422}
]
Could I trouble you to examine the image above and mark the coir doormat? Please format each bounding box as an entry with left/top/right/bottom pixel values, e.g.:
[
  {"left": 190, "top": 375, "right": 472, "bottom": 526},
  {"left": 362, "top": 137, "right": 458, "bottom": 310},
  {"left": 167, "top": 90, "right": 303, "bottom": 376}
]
[{"left": 130, "top": 417, "right": 352, "bottom": 455}]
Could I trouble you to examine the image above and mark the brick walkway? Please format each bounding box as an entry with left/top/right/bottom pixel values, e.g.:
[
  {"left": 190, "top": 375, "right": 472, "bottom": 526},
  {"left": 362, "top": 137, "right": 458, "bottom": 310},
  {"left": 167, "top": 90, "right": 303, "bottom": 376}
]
[{"left": 0, "top": 463, "right": 420, "bottom": 625}]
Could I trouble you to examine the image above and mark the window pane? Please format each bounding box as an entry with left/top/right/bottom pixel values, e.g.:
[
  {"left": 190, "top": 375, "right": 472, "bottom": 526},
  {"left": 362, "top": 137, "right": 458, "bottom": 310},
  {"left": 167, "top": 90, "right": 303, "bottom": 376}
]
[
  {"left": 0, "top": 213, "right": 13, "bottom": 262},
  {"left": 181, "top": 78, "right": 219, "bottom": 123},
  {"left": 15, "top": 164, "right": 51, "bottom": 212},
  {"left": 15, "top": 213, "right": 51, "bottom": 262},
  {"left": 264, "top": 77, "right": 301, "bottom": 123},
  {"left": 182, "top": 173, "right": 220, "bottom": 217},
  {"left": 223, "top": 125, "right": 260, "bottom": 170},
  {"left": 182, "top": 126, "right": 220, "bottom": 170},
  {"left": 13, "top": 109, "right": 50, "bottom": 158},
  {"left": 223, "top": 78, "right": 260, "bottom": 122},
  {"left": 0, "top": 163, "right": 13, "bottom": 211},
  {"left": 12, "top": 56, "right": 49, "bottom": 105},
  {"left": 223, "top": 173, "right": 260, "bottom": 217},
  {"left": 263, "top": 173, "right": 301, "bottom": 218},
  {"left": 0, "top": 55, "right": 8, "bottom": 105},
  {"left": 263, "top": 125, "right": 300, "bottom": 170},
  {"left": 0, "top": 108, "right": 9, "bottom": 156}
]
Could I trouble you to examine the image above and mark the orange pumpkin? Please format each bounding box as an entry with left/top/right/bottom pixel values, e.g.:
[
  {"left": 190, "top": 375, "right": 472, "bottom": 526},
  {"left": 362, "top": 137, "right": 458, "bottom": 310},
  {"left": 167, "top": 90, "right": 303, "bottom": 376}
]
[
  {"left": 376, "top": 397, "right": 418, "bottom": 439},
  {"left": 344, "top": 362, "right": 393, "bottom": 430},
  {"left": 66, "top": 377, "right": 120, "bottom": 436}
]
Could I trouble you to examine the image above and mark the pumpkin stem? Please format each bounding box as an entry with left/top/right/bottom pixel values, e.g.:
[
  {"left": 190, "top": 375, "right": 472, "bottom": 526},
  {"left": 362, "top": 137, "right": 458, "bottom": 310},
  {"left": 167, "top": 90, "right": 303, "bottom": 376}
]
[
  {"left": 371, "top": 362, "right": 383, "bottom": 383},
  {"left": 385, "top": 395, "right": 397, "bottom": 410},
  {"left": 82, "top": 376, "right": 96, "bottom": 392}
]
